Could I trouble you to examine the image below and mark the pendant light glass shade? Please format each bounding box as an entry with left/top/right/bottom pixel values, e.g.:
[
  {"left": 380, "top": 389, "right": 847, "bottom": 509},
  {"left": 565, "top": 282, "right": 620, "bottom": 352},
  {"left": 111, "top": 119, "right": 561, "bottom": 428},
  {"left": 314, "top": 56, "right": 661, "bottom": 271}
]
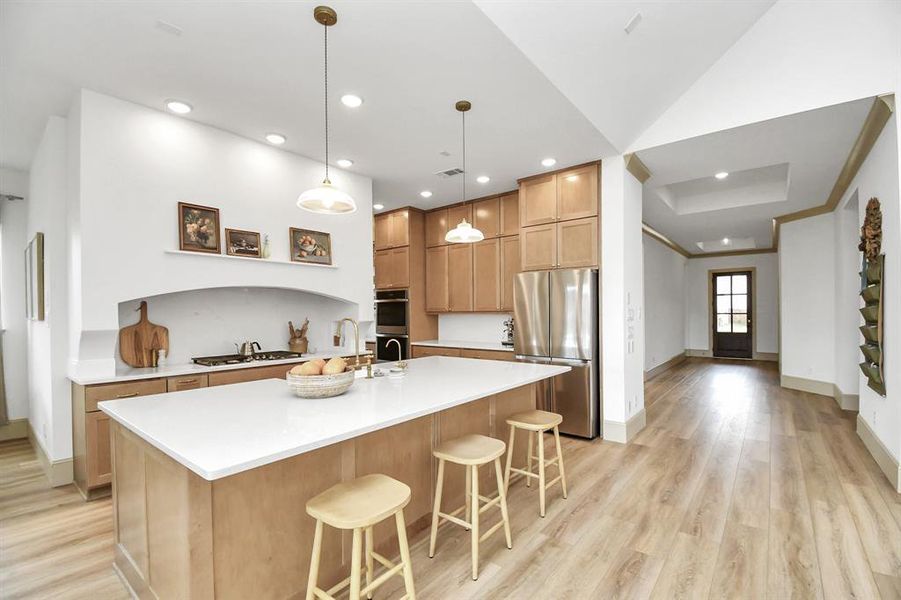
[
  {"left": 446, "top": 99, "right": 484, "bottom": 243},
  {"left": 297, "top": 179, "right": 356, "bottom": 214},
  {"left": 445, "top": 218, "right": 484, "bottom": 243},
  {"left": 298, "top": 6, "right": 356, "bottom": 215}
]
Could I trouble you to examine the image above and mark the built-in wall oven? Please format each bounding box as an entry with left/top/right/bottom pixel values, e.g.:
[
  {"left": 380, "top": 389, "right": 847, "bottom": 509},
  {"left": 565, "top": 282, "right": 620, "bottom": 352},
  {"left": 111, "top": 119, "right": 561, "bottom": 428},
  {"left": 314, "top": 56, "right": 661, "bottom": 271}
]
[{"left": 375, "top": 290, "right": 409, "bottom": 361}]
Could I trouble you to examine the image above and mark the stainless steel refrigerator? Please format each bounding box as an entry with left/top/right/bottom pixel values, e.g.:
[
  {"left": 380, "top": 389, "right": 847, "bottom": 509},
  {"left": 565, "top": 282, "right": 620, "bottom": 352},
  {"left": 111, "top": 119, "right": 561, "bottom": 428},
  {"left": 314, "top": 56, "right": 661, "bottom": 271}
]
[{"left": 513, "top": 268, "right": 600, "bottom": 438}]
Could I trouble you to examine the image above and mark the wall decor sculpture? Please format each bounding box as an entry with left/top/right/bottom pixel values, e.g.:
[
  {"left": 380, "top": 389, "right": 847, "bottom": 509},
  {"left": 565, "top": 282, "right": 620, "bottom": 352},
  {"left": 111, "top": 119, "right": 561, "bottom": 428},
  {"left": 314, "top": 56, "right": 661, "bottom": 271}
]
[{"left": 859, "top": 197, "right": 885, "bottom": 396}]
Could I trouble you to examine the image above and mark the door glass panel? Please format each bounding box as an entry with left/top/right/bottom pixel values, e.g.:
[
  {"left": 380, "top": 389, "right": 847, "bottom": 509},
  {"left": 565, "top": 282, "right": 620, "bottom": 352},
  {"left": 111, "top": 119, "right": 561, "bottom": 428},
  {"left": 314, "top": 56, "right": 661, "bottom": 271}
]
[
  {"left": 732, "top": 275, "right": 748, "bottom": 294},
  {"left": 716, "top": 296, "right": 731, "bottom": 313},
  {"left": 716, "top": 276, "right": 731, "bottom": 294},
  {"left": 732, "top": 314, "right": 748, "bottom": 333},
  {"left": 732, "top": 295, "right": 748, "bottom": 313},
  {"left": 717, "top": 314, "right": 731, "bottom": 332}
]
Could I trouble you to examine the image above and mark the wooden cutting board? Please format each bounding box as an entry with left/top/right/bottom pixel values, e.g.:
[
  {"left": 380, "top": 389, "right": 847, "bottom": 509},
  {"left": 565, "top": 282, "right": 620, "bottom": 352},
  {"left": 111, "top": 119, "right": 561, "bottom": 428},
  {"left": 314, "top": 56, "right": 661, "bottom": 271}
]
[{"left": 119, "top": 301, "right": 169, "bottom": 368}]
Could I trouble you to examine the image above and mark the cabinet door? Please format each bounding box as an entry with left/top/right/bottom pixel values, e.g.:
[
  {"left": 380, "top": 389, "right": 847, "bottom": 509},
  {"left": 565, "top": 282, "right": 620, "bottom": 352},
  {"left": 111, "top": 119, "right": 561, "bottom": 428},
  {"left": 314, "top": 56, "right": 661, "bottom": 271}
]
[
  {"left": 557, "top": 216, "right": 598, "bottom": 268},
  {"left": 426, "top": 209, "right": 448, "bottom": 247},
  {"left": 473, "top": 239, "right": 500, "bottom": 311},
  {"left": 500, "top": 236, "right": 520, "bottom": 311},
  {"left": 390, "top": 210, "right": 410, "bottom": 247},
  {"left": 447, "top": 243, "right": 473, "bottom": 312},
  {"left": 473, "top": 197, "right": 500, "bottom": 239},
  {"left": 520, "top": 223, "right": 557, "bottom": 271},
  {"left": 391, "top": 246, "right": 410, "bottom": 288},
  {"left": 519, "top": 174, "right": 557, "bottom": 227},
  {"left": 499, "top": 192, "right": 520, "bottom": 237},
  {"left": 426, "top": 246, "right": 449, "bottom": 312},
  {"left": 557, "top": 164, "right": 598, "bottom": 221},
  {"left": 412, "top": 345, "right": 462, "bottom": 358},
  {"left": 167, "top": 374, "right": 209, "bottom": 392},
  {"left": 86, "top": 411, "right": 112, "bottom": 488},
  {"left": 374, "top": 214, "right": 393, "bottom": 250},
  {"left": 446, "top": 204, "right": 472, "bottom": 232},
  {"left": 374, "top": 249, "right": 393, "bottom": 289}
]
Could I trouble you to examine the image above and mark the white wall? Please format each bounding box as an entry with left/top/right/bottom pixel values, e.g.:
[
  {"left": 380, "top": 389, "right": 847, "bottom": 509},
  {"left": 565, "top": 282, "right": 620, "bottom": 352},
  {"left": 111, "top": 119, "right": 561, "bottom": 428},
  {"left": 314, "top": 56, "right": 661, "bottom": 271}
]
[
  {"left": 835, "top": 193, "right": 862, "bottom": 397},
  {"left": 26, "top": 117, "right": 72, "bottom": 465},
  {"left": 118, "top": 288, "right": 357, "bottom": 365},
  {"left": 71, "top": 90, "right": 375, "bottom": 377},
  {"left": 779, "top": 214, "right": 836, "bottom": 383},
  {"left": 642, "top": 235, "right": 685, "bottom": 370},
  {"left": 437, "top": 313, "right": 511, "bottom": 344},
  {"left": 631, "top": 0, "right": 901, "bottom": 151},
  {"left": 847, "top": 114, "right": 901, "bottom": 461},
  {"left": 601, "top": 156, "right": 644, "bottom": 437},
  {"left": 685, "top": 252, "right": 779, "bottom": 356},
  {"left": 0, "top": 168, "right": 29, "bottom": 420}
]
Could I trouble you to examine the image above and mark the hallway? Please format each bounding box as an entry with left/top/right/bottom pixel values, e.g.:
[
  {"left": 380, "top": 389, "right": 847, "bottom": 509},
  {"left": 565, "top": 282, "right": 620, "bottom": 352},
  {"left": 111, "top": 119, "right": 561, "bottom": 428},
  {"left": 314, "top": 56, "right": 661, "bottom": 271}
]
[{"left": 2, "top": 359, "right": 900, "bottom": 598}]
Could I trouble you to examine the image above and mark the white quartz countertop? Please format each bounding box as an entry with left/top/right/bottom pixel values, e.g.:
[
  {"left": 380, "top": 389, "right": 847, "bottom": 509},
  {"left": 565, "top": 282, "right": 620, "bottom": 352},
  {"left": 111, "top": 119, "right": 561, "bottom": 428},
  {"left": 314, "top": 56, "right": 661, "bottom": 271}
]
[
  {"left": 69, "top": 347, "right": 372, "bottom": 386},
  {"left": 99, "top": 356, "right": 569, "bottom": 481},
  {"left": 412, "top": 339, "right": 514, "bottom": 352}
]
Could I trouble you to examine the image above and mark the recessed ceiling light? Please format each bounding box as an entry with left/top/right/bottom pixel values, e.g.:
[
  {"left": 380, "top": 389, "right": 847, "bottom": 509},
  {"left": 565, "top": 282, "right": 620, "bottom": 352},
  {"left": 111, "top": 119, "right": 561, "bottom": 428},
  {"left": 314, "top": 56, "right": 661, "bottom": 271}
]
[
  {"left": 420, "top": 190, "right": 432, "bottom": 198},
  {"left": 476, "top": 175, "right": 490, "bottom": 184},
  {"left": 541, "top": 158, "right": 556, "bottom": 167},
  {"left": 373, "top": 203, "right": 384, "bottom": 210},
  {"left": 165, "top": 100, "right": 192, "bottom": 114},
  {"left": 723, "top": 237, "right": 730, "bottom": 244},
  {"left": 265, "top": 133, "right": 286, "bottom": 145},
  {"left": 715, "top": 171, "right": 729, "bottom": 180},
  {"left": 341, "top": 94, "right": 363, "bottom": 108},
  {"left": 336, "top": 158, "right": 354, "bottom": 168}
]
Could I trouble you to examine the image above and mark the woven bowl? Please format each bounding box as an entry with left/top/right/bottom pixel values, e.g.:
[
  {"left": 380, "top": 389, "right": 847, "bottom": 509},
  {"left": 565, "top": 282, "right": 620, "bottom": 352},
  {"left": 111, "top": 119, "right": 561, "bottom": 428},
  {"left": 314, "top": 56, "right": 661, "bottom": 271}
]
[{"left": 286, "top": 368, "right": 355, "bottom": 399}]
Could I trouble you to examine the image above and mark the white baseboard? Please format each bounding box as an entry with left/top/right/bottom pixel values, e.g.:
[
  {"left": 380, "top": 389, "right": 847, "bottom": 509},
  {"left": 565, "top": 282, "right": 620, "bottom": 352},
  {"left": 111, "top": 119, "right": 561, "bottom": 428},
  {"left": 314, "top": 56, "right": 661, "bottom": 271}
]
[
  {"left": 604, "top": 408, "right": 646, "bottom": 444},
  {"left": 857, "top": 414, "right": 901, "bottom": 493},
  {"left": 0, "top": 418, "right": 28, "bottom": 442},
  {"left": 685, "top": 349, "right": 778, "bottom": 362},
  {"left": 780, "top": 374, "right": 834, "bottom": 397},
  {"left": 644, "top": 352, "right": 687, "bottom": 381},
  {"left": 27, "top": 422, "right": 73, "bottom": 487}
]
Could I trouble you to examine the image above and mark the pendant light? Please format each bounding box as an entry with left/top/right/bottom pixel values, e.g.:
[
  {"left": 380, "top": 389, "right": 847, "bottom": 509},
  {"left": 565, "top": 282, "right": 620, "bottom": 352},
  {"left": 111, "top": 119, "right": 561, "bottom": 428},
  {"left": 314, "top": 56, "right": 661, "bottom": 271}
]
[
  {"left": 297, "top": 6, "right": 357, "bottom": 214},
  {"left": 445, "top": 100, "right": 484, "bottom": 243}
]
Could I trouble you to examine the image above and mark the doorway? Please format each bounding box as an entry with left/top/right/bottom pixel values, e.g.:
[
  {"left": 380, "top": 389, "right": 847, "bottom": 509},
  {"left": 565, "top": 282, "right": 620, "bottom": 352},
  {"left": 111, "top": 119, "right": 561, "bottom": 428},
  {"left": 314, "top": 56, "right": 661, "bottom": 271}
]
[{"left": 712, "top": 270, "right": 753, "bottom": 359}]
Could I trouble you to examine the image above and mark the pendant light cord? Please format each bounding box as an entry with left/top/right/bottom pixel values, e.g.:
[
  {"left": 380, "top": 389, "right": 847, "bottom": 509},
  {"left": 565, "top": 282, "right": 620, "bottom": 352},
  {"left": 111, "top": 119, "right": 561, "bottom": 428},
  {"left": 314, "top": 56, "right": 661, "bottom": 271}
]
[
  {"left": 461, "top": 110, "right": 466, "bottom": 203},
  {"left": 323, "top": 22, "right": 330, "bottom": 183}
]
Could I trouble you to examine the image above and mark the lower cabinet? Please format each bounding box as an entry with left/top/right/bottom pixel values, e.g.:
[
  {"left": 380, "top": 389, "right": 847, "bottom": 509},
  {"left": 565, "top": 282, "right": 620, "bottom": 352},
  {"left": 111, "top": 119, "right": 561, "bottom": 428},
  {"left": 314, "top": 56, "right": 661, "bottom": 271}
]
[
  {"left": 411, "top": 346, "right": 462, "bottom": 358},
  {"left": 167, "top": 373, "right": 209, "bottom": 392},
  {"left": 412, "top": 345, "right": 515, "bottom": 361},
  {"left": 85, "top": 411, "right": 112, "bottom": 488},
  {"left": 459, "top": 349, "right": 515, "bottom": 361}
]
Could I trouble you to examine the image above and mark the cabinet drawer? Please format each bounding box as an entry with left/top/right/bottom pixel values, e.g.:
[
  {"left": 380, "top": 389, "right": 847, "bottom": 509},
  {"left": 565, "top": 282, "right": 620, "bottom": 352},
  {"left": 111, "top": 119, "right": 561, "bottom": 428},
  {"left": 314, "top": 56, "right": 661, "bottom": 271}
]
[
  {"left": 411, "top": 346, "right": 462, "bottom": 358},
  {"left": 208, "top": 363, "right": 301, "bottom": 387},
  {"left": 167, "top": 374, "right": 209, "bottom": 392},
  {"left": 459, "top": 349, "right": 515, "bottom": 361},
  {"left": 84, "top": 378, "right": 167, "bottom": 412}
]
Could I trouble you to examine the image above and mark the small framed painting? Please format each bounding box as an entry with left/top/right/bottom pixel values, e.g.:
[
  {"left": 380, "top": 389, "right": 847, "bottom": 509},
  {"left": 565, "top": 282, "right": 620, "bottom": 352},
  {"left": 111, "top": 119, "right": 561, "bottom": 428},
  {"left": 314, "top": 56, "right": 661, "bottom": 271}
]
[
  {"left": 178, "top": 202, "right": 221, "bottom": 254},
  {"left": 25, "top": 232, "right": 45, "bottom": 321},
  {"left": 225, "top": 228, "right": 262, "bottom": 258},
  {"left": 290, "top": 228, "right": 332, "bottom": 265}
]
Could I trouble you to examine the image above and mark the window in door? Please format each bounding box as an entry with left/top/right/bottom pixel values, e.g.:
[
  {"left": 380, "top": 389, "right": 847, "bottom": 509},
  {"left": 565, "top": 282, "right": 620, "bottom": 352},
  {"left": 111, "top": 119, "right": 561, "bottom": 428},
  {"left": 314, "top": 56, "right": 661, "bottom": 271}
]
[{"left": 712, "top": 271, "right": 753, "bottom": 359}]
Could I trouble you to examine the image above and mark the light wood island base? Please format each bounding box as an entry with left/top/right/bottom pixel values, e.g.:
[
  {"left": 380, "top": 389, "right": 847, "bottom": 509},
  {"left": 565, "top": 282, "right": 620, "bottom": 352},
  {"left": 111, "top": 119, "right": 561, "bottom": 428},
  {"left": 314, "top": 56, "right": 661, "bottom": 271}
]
[{"left": 110, "top": 384, "right": 535, "bottom": 599}]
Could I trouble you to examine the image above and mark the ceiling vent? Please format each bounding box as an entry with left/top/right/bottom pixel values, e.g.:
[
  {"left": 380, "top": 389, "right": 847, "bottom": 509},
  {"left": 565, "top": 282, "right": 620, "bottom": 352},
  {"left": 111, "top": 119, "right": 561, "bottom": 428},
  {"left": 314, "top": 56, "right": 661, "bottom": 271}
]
[{"left": 434, "top": 167, "right": 464, "bottom": 179}]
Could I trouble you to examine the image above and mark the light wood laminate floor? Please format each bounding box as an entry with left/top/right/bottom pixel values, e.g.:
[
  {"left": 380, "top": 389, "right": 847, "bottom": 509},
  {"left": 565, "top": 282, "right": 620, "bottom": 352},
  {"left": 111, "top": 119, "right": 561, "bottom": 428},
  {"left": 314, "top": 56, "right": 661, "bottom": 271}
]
[{"left": 3, "top": 359, "right": 901, "bottom": 599}]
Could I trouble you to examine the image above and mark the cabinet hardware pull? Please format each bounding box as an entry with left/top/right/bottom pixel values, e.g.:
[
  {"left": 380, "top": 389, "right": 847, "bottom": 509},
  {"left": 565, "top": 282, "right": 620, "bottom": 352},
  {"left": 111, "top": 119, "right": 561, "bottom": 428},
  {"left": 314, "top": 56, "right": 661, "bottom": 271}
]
[
  {"left": 180, "top": 379, "right": 198, "bottom": 384},
  {"left": 116, "top": 392, "right": 139, "bottom": 398}
]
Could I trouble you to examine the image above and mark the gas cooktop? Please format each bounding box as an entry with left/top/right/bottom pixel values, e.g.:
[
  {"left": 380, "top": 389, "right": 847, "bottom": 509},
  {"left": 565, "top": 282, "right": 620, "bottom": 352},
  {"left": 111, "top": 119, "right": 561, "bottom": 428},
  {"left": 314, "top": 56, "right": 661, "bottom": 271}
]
[{"left": 192, "top": 350, "right": 303, "bottom": 367}]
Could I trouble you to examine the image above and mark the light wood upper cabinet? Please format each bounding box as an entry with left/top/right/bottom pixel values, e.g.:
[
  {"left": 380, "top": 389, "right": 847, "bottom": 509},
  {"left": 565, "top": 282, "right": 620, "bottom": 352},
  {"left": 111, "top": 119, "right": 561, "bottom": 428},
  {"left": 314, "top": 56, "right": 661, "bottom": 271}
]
[
  {"left": 447, "top": 243, "right": 473, "bottom": 312},
  {"left": 375, "top": 247, "right": 409, "bottom": 289},
  {"left": 519, "top": 174, "right": 557, "bottom": 227},
  {"left": 473, "top": 239, "right": 500, "bottom": 311},
  {"left": 426, "top": 209, "right": 448, "bottom": 247},
  {"left": 426, "top": 246, "right": 448, "bottom": 312},
  {"left": 473, "top": 198, "right": 500, "bottom": 239},
  {"left": 557, "top": 217, "right": 598, "bottom": 268},
  {"left": 557, "top": 165, "right": 598, "bottom": 221},
  {"left": 500, "top": 236, "right": 520, "bottom": 311},
  {"left": 374, "top": 249, "right": 392, "bottom": 289},
  {"left": 499, "top": 192, "right": 519, "bottom": 237},
  {"left": 446, "top": 204, "right": 472, "bottom": 233},
  {"left": 374, "top": 210, "right": 410, "bottom": 250},
  {"left": 520, "top": 223, "right": 557, "bottom": 271},
  {"left": 391, "top": 246, "right": 410, "bottom": 288}
]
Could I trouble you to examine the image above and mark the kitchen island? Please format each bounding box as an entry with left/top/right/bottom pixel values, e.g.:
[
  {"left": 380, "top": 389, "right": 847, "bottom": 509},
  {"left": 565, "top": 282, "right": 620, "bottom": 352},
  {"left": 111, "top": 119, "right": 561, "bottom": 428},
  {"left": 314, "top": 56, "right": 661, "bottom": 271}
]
[{"left": 100, "top": 356, "right": 569, "bottom": 599}]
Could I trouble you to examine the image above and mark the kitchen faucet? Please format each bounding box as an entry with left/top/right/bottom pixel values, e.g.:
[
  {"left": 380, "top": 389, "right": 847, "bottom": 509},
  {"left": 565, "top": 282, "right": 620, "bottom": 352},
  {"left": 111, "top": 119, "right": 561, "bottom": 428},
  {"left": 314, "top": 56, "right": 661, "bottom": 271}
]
[
  {"left": 387, "top": 338, "right": 403, "bottom": 361},
  {"left": 339, "top": 318, "right": 362, "bottom": 371}
]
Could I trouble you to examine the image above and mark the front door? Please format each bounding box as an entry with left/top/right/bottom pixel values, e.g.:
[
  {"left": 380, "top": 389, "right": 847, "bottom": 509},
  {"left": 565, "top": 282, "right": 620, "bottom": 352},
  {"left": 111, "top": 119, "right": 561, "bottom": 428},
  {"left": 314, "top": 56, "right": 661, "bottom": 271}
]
[{"left": 712, "top": 271, "right": 753, "bottom": 359}]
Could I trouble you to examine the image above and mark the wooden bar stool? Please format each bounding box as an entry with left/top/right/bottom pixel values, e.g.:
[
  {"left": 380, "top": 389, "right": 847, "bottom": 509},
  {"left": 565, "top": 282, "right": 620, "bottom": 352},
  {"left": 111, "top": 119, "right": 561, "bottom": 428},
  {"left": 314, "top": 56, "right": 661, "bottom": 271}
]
[
  {"left": 503, "top": 410, "right": 568, "bottom": 517},
  {"left": 305, "top": 474, "right": 416, "bottom": 600},
  {"left": 428, "top": 434, "right": 513, "bottom": 580}
]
